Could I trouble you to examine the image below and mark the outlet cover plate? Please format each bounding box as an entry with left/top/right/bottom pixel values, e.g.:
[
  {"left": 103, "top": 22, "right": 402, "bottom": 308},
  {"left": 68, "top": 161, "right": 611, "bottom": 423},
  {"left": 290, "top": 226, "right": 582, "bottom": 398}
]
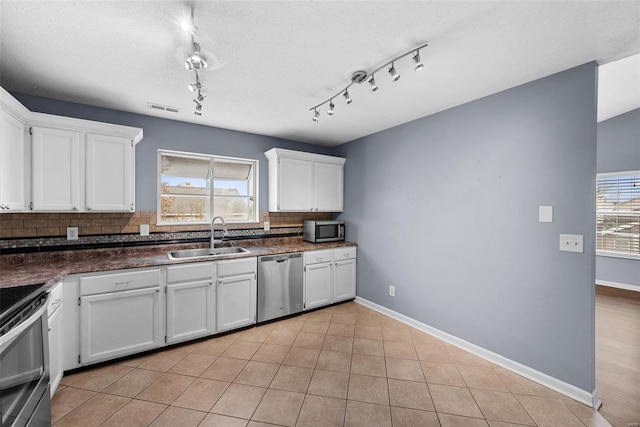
[
  {"left": 140, "top": 224, "right": 150, "bottom": 236},
  {"left": 67, "top": 227, "right": 78, "bottom": 240},
  {"left": 559, "top": 234, "right": 583, "bottom": 253},
  {"left": 264, "top": 221, "right": 270, "bottom": 231}
]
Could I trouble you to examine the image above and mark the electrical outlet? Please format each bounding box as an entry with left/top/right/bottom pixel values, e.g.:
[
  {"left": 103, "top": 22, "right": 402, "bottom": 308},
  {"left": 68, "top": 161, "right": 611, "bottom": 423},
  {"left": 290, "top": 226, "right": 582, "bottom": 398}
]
[
  {"left": 140, "top": 224, "right": 150, "bottom": 236},
  {"left": 559, "top": 234, "right": 583, "bottom": 253},
  {"left": 264, "top": 221, "right": 270, "bottom": 231},
  {"left": 389, "top": 286, "right": 396, "bottom": 297},
  {"left": 67, "top": 227, "right": 78, "bottom": 240}
]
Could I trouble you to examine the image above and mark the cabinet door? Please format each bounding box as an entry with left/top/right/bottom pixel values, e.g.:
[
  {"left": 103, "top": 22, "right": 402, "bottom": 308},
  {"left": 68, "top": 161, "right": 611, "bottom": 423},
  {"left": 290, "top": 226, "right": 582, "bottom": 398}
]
[
  {"left": 80, "top": 287, "right": 163, "bottom": 365},
  {"left": 0, "top": 110, "right": 28, "bottom": 211},
  {"left": 32, "top": 127, "right": 80, "bottom": 211},
  {"left": 333, "top": 259, "right": 356, "bottom": 302},
  {"left": 277, "top": 157, "right": 314, "bottom": 211},
  {"left": 166, "top": 280, "right": 215, "bottom": 344},
  {"left": 48, "top": 304, "right": 64, "bottom": 397},
  {"left": 304, "top": 262, "right": 333, "bottom": 310},
  {"left": 86, "top": 134, "right": 134, "bottom": 212},
  {"left": 217, "top": 273, "right": 256, "bottom": 332},
  {"left": 314, "top": 161, "right": 343, "bottom": 212}
]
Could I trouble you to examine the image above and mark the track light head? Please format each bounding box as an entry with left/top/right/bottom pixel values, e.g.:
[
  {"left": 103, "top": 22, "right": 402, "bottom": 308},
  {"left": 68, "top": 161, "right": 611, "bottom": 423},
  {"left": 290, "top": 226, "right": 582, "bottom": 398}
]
[
  {"left": 369, "top": 75, "right": 378, "bottom": 92},
  {"left": 388, "top": 63, "right": 400, "bottom": 82},
  {"left": 193, "top": 98, "right": 201, "bottom": 107},
  {"left": 328, "top": 100, "right": 335, "bottom": 116},
  {"left": 194, "top": 104, "right": 202, "bottom": 116},
  {"left": 196, "top": 91, "right": 205, "bottom": 102},
  {"left": 185, "top": 43, "right": 208, "bottom": 70},
  {"left": 343, "top": 90, "right": 352, "bottom": 104},
  {"left": 412, "top": 51, "right": 424, "bottom": 71},
  {"left": 312, "top": 109, "right": 320, "bottom": 122},
  {"left": 187, "top": 82, "right": 201, "bottom": 92}
]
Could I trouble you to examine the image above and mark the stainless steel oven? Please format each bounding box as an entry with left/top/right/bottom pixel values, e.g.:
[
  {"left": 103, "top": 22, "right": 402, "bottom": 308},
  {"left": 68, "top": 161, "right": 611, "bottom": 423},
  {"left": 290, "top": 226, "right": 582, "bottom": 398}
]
[{"left": 0, "top": 284, "right": 51, "bottom": 427}]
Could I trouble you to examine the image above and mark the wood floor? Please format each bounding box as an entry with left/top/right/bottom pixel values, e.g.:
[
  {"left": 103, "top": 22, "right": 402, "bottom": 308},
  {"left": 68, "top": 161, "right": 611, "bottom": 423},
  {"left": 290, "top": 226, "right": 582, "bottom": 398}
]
[{"left": 596, "top": 285, "right": 640, "bottom": 427}]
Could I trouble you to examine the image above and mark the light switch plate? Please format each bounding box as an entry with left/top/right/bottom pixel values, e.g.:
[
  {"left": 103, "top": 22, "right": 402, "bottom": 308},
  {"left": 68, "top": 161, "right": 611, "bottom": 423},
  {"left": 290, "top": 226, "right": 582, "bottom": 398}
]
[
  {"left": 560, "top": 234, "right": 583, "bottom": 253},
  {"left": 67, "top": 227, "right": 78, "bottom": 240},
  {"left": 539, "top": 206, "right": 553, "bottom": 223},
  {"left": 140, "top": 224, "right": 150, "bottom": 236},
  {"left": 264, "top": 221, "right": 270, "bottom": 231}
]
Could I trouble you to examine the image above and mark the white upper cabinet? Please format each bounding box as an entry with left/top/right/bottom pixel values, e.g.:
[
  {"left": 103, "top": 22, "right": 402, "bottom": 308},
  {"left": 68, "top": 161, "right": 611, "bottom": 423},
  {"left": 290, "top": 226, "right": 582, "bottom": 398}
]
[
  {"left": 265, "top": 148, "right": 345, "bottom": 212},
  {"left": 0, "top": 100, "right": 29, "bottom": 212},
  {"left": 32, "top": 127, "right": 81, "bottom": 211},
  {"left": 0, "top": 86, "right": 142, "bottom": 213}
]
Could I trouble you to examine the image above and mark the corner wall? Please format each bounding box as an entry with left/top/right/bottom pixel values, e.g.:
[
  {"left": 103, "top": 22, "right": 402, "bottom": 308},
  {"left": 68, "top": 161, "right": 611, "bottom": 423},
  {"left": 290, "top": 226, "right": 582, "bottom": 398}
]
[
  {"left": 596, "top": 108, "right": 640, "bottom": 289},
  {"left": 336, "top": 63, "right": 598, "bottom": 393}
]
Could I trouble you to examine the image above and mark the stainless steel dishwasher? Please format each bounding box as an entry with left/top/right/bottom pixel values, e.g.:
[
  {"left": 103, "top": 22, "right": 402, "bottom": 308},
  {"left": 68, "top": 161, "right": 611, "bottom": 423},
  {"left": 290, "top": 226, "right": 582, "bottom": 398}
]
[{"left": 257, "top": 253, "right": 303, "bottom": 322}]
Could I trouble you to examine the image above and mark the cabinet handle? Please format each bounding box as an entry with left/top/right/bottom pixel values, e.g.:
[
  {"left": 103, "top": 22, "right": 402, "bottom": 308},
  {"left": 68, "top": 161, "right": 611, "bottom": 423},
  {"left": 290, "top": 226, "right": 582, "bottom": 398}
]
[
  {"left": 130, "top": 203, "right": 134, "bottom": 211},
  {"left": 72, "top": 206, "right": 77, "bottom": 211},
  {"left": 87, "top": 206, "right": 92, "bottom": 210}
]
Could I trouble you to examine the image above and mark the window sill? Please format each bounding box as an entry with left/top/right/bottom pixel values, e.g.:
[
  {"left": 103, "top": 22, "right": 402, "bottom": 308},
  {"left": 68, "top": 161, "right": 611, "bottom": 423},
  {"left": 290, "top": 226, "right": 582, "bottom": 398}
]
[
  {"left": 156, "top": 220, "right": 260, "bottom": 227},
  {"left": 596, "top": 251, "right": 640, "bottom": 261}
]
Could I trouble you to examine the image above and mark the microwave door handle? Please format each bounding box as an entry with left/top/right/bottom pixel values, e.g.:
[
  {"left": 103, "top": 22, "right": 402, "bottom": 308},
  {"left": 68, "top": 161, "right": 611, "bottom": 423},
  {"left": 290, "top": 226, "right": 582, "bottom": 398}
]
[{"left": 0, "top": 294, "right": 49, "bottom": 350}]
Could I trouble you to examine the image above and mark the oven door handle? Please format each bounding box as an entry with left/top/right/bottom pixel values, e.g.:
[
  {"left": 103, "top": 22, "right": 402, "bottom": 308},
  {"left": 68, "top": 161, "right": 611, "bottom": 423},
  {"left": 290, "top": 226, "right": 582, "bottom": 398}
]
[{"left": 0, "top": 294, "right": 49, "bottom": 349}]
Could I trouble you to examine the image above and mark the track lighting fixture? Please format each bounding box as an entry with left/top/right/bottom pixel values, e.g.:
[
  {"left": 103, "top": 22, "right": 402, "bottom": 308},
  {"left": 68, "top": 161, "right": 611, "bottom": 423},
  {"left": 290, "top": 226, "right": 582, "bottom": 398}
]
[
  {"left": 194, "top": 104, "right": 202, "bottom": 116},
  {"left": 180, "top": 4, "right": 209, "bottom": 117},
  {"left": 412, "top": 50, "right": 424, "bottom": 71},
  {"left": 185, "top": 42, "right": 208, "bottom": 70},
  {"left": 368, "top": 75, "right": 378, "bottom": 92},
  {"left": 328, "top": 100, "right": 335, "bottom": 116},
  {"left": 196, "top": 91, "right": 205, "bottom": 102},
  {"left": 388, "top": 63, "right": 400, "bottom": 82},
  {"left": 312, "top": 109, "right": 320, "bottom": 122},
  {"left": 188, "top": 72, "right": 202, "bottom": 92},
  {"left": 308, "top": 42, "right": 428, "bottom": 120}
]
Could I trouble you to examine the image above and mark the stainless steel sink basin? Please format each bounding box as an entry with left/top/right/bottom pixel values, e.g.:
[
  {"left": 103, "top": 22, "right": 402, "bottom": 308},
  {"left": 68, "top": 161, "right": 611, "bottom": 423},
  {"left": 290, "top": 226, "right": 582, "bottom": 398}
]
[{"left": 167, "top": 247, "right": 250, "bottom": 260}]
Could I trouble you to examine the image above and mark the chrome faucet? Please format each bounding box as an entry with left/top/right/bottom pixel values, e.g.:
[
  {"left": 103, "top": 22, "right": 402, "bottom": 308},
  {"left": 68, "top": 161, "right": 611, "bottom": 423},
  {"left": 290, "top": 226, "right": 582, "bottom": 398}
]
[{"left": 211, "top": 216, "right": 228, "bottom": 249}]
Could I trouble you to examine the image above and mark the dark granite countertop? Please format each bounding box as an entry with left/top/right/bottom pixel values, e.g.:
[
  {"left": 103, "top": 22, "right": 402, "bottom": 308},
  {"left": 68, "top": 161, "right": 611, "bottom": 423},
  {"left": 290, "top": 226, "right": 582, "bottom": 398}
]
[{"left": 0, "top": 237, "right": 356, "bottom": 290}]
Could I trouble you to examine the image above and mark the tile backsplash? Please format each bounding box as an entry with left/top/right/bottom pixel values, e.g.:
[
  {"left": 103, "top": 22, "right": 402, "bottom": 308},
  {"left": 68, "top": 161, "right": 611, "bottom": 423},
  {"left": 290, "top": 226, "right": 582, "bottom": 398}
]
[{"left": 0, "top": 210, "right": 331, "bottom": 251}]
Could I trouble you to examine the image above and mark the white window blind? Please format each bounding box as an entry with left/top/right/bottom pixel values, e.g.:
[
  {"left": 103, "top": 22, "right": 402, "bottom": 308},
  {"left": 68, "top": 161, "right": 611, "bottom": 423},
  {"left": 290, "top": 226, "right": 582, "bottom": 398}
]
[{"left": 596, "top": 171, "right": 640, "bottom": 257}]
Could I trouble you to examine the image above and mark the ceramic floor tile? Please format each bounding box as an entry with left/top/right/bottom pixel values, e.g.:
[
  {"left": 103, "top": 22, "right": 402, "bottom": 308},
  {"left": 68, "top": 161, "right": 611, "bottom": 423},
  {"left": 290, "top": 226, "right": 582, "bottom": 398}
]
[
  {"left": 322, "top": 335, "right": 354, "bottom": 353},
  {"left": 303, "top": 309, "right": 334, "bottom": 323},
  {"left": 414, "top": 343, "right": 454, "bottom": 363},
  {"left": 102, "top": 368, "right": 164, "bottom": 398},
  {"left": 307, "top": 369, "right": 350, "bottom": 399},
  {"left": 470, "top": 389, "right": 535, "bottom": 425},
  {"left": 457, "top": 365, "right": 509, "bottom": 392},
  {"left": 221, "top": 341, "right": 261, "bottom": 360},
  {"left": 211, "top": 383, "right": 266, "bottom": 419},
  {"left": 51, "top": 387, "right": 97, "bottom": 423},
  {"left": 446, "top": 345, "right": 494, "bottom": 367},
  {"left": 168, "top": 352, "right": 216, "bottom": 377},
  {"left": 316, "top": 350, "right": 352, "bottom": 373},
  {"left": 494, "top": 368, "right": 556, "bottom": 397},
  {"left": 355, "top": 315, "right": 383, "bottom": 327},
  {"left": 199, "top": 413, "right": 249, "bottom": 427},
  {"left": 387, "top": 378, "right": 434, "bottom": 411},
  {"left": 327, "top": 322, "right": 355, "bottom": 337},
  {"left": 382, "top": 327, "right": 413, "bottom": 342},
  {"left": 282, "top": 346, "right": 320, "bottom": 368},
  {"left": 55, "top": 393, "right": 130, "bottom": 426},
  {"left": 344, "top": 400, "right": 392, "bottom": 427},
  {"left": 251, "top": 388, "right": 305, "bottom": 427},
  {"left": 234, "top": 361, "right": 279, "bottom": 388},
  {"left": 138, "top": 350, "right": 189, "bottom": 372},
  {"left": 421, "top": 361, "right": 466, "bottom": 387},
  {"left": 515, "top": 394, "right": 585, "bottom": 426},
  {"left": 264, "top": 328, "right": 298, "bottom": 346},
  {"left": 352, "top": 337, "right": 384, "bottom": 356},
  {"left": 386, "top": 357, "right": 425, "bottom": 382},
  {"left": 429, "top": 384, "right": 484, "bottom": 418},
  {"left": 135, "top": 372, "right": 195, "bottom": 405},
  {"left": 350, "top": 354, "right": 386, "bottom": 377},
  {"left": 200, "top": 356, "right": 247, "bottom": 382},
  {"left": 269, "top": 365, "right": 314, "bottom": 393},
  {"left": 383, "top": 341, "right": 418, "bottom": 360},
  {"left": 251, "top": 342, "right": 291, "bottom": 364},
  {"left": 296, "top": 395, "right": 346, "bottom": 427},
  {"left": 171, "top": 378, "right": 229, "bottom": 412},
  {"left": 439, "top": 413, "right": 490, "bottom": 426},
  {"left": 347, "top": 374, "right": 389, "bottom": 405},
  {"left": 292, "top": 332, "right": 326, "bottom": 349},
  {"left": 301, "top": 321, "right": 330, "bottom": 335},
  {"left": 191, "top": 338, "right": 234, "bottom": 356},
  {"left": 390, "top": 406, "right": 440, "bottom": 427},
  {"left": 149, "top": 406, "right": 207, "bottom": 426},
  {"left": 332, "top": 312, "right": 357, "bottom": 325},
  {"left": 67, "top": 364, "right": 133, "bottom": 391},
  {"left": 101, "top": 398, "right": 166, "bottom": 427},
  {"left": 354, "top": 325, "right": 383, "bottom": 340},
  {"left": 411, "top": 331, "right": 446, "bottom": 346},
  {"left": 237, "top": 325, "right": 275, "bottom": 343}
]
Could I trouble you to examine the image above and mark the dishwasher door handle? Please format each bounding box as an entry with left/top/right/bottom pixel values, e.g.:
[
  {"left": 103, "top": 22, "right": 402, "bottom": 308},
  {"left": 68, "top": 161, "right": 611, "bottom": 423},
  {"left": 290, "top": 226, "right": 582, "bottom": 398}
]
[{"left": 276, "top": 259, "right": 288, "bottom": 263}]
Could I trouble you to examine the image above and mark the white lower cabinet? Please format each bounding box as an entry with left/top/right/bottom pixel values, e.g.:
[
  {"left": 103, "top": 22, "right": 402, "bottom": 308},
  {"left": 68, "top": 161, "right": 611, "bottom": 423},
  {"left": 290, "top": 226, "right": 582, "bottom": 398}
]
[
  {"left": 47, "top": 282, "right": 64, "bottom": 397},
  {"left": 216, "top": 258, "right": 257, "bottom": 332},
  {"left": 304, "top": 247, "right": 356, "bottom": 310},
  {"left": 78, "top": 268, "right": 163, "bottom": 365},
  {"left": 166, "top": 262, "right": 216, "bottom": 344}
]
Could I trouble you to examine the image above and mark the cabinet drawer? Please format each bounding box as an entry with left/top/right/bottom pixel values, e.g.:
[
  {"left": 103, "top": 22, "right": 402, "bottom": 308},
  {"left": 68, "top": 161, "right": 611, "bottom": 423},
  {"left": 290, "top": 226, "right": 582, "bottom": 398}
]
[
  {"left": 79, "top": 268, "right": 161, "bottom": 296},
  {"left": 48, "top": 282, "right": 64, "bottom": 315},
  {"left": 167, "top": 262, "right": 214, "bottom": 284},
  {"left": 217, "top": 258, "right": 257, "bottom": 277},
  {"left": 304, "top": 250, "right": 333, "bottom": 265},
  {"left": 333, "top": 247, "right": 356, "bottom": 261}
]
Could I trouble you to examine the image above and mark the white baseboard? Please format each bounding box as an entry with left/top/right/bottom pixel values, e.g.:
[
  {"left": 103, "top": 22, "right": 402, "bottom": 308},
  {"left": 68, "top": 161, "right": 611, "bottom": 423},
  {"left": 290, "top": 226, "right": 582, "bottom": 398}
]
[
  {"left": 596, "top": 280, "right": 640, "bottom": 292},
  {"left": 354, "top": 296, "right": 599, "bottom": 408}
]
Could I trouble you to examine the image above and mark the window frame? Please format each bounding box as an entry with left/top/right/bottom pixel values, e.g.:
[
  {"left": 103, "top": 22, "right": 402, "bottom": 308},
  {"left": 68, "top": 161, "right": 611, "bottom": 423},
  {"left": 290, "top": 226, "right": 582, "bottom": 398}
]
[
  {"left": 596, "top": 170, "right": 640, "bottom": 260},
  {"left": 157, "top": 149, "right": 259, "bottom": 226}
]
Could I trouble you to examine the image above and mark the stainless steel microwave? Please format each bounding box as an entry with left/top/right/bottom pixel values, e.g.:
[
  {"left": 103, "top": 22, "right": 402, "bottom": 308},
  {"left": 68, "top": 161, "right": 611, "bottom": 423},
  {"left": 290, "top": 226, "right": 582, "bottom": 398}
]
[{"left": 303, "top": 220, "right": 345, "bottom": 243}]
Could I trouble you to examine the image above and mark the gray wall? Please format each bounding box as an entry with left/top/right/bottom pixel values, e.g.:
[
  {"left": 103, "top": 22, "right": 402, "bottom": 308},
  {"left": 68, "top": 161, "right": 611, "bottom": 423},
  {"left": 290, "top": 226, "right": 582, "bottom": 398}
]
[
  {"left": 596, "top": 108, "right": 640, "bottom": 287},
  {"left": 12, "top": 93, "right": 334, "bottom": 212},
  {"left": 335, "top": 63, "right": 598, "bottom": 392}
]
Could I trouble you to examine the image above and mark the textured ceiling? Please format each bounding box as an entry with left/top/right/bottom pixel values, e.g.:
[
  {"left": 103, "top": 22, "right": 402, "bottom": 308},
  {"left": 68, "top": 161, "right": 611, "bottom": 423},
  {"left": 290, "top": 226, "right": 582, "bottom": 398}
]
[{"left": 1, "top": 1, "right": 639, "bottom": 146}]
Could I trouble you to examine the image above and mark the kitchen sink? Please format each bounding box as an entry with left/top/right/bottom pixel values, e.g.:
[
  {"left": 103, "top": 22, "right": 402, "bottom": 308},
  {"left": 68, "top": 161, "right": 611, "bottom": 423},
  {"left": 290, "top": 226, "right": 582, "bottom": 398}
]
[{"left": 167, "top": 247, "right": 250, "bottom": 260}]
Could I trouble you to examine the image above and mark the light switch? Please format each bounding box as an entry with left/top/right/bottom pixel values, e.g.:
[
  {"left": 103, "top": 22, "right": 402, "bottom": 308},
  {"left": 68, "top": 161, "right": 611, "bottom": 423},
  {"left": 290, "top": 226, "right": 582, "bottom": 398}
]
[
  {"left": 539, "top": 206, "right": 553, "bottom": 223},
  {"left": 140, "top": 224, "right": 150, "bottom": 236},
  {"left": 559, "top": 234, "right": 583, "bottom": 253}
]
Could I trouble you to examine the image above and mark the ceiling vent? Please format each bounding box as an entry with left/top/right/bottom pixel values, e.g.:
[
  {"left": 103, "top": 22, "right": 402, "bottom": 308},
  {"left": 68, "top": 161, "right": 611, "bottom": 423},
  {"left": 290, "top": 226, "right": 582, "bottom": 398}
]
[{"left": 147, "top": 102, "right": 181, "bottom": 114}]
